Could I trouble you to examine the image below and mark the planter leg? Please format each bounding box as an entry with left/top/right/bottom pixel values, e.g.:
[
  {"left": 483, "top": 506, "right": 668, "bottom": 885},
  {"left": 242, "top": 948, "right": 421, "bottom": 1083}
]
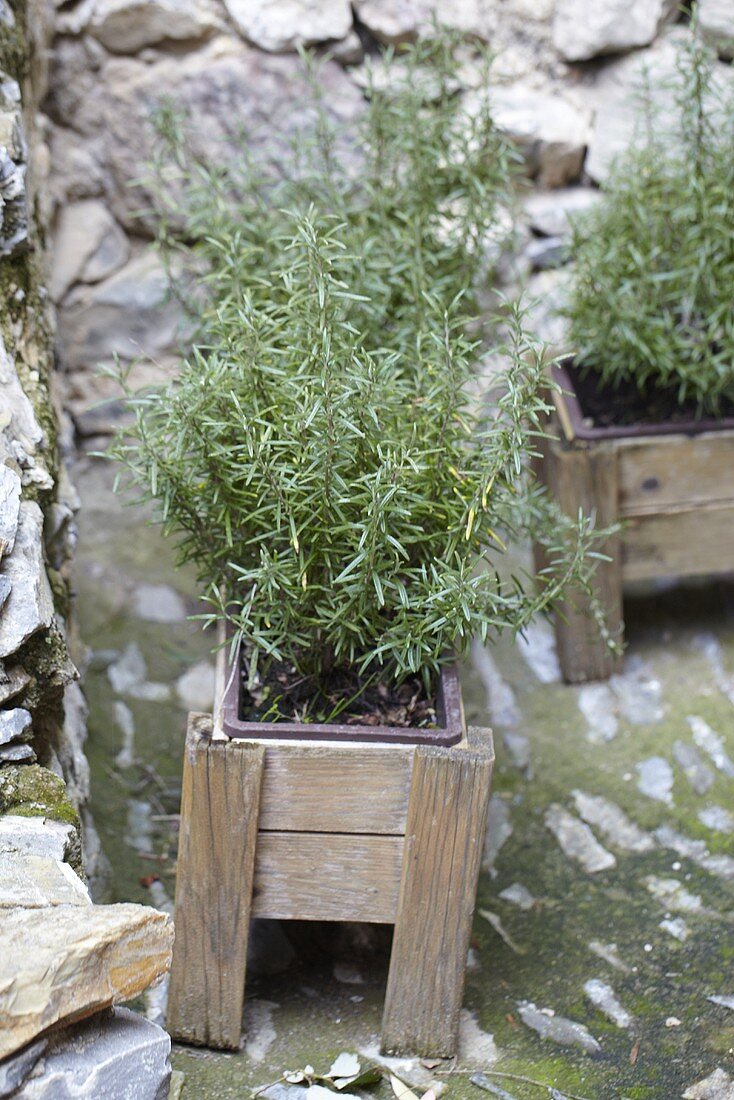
[
  {"left": 381, "top": 731, "right": 493, "bottom": 1057},
  {"left": 544, "top": 442, "right": 623, "bottom": 683},
  {"left": 167, "top": 715, "right": 264, "bottom": 1049}
]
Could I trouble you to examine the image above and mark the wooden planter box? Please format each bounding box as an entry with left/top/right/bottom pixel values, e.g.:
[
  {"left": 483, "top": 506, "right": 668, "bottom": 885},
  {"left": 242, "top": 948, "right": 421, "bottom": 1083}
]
[
  {"left": 166, "top": 642, "right": 494, "bottom": 1057},
  {"left": 536, "top": 359, "right": 734, "bottom": 683}
]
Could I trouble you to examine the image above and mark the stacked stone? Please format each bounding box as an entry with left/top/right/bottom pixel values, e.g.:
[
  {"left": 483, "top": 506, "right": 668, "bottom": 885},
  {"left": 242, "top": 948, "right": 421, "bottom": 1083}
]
[{"left": 1, "top": 4, "right": 176, "bottom": 1096}]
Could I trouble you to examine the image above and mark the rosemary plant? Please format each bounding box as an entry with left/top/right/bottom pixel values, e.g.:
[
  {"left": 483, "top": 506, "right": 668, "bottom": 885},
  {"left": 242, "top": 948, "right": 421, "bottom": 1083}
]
[
  {"left": 113, "top": 36, "right": 608, "bottom": 700},
  {"left": 565, "top": 28, "right": 734, "bottom": 415}
]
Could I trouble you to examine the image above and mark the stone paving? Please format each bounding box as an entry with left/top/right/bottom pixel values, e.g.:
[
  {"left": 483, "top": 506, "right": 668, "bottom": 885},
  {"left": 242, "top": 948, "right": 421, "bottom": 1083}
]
[{"left": 73, "top": 448, "right": 734, "bottom": 1100}]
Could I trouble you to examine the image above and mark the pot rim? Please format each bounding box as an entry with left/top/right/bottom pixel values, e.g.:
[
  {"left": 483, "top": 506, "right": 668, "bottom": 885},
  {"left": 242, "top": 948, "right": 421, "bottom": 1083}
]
[
  {"left": 220, "top": 634, "right": 465, "bottom": 746},
  {"left": 553, "top": 357, "right": 734, "bottom": 442}
]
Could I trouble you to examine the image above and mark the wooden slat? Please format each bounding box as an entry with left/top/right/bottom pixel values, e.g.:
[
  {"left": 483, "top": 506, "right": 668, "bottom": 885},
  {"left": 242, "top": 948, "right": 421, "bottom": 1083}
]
[
  {"left": 167, "top": 714, "right": 264, "bottom": 1050},
  {"left": 543, "top": 440, "right": 623, "bottom": 683},
  {"left": 251, "top": 832, "right": 403, "bottom": 923},
  {"left": 623, "top": 504, "right": 734, "bottom": 581},
  {"left": 381, "top": 728, "right": 494, "bottom": 1057},
  {"left": 618, "top": 433, "right": 734, "bottom": 517},
  {"left": 257, "top": 743, "right": 413, "bottom": 834}
]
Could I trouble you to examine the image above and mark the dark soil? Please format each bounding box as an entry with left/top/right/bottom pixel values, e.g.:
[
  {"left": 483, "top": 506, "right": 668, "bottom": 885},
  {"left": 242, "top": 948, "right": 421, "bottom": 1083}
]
[
  {"left": 570, "top": 361, "right": 734, "bottom": 429},
  {"left": 239, "top": 653, "right": 438, "bottom": 727}
]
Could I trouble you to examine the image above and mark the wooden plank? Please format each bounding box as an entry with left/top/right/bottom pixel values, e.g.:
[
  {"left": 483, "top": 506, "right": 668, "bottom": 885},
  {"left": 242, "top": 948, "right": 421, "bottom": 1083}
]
[
  {"left": 167, "top": 714, "right": 264, "bottom": 1050},
  {"left": 618, "top": 433, "right": 734, "bottom": 517},
  {"left": 623, "top": 504, "right": 734, "bottom": 581},
  {"left": 381, "top": 729, "right": 494, "bottom": 1057},
  {"left": 251, "top": 831, "right": 403, "bottom": 923},
  {"left": 257, "top": 743, "right": 413, "bottom": 834},
  {"left": 545, "top": 439, "right": 623, "bottom": 683}
]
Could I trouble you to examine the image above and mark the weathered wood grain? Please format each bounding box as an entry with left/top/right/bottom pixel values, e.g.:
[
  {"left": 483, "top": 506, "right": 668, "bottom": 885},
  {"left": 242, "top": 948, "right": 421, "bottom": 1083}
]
[
  {"left": 252, "top": 831, "right": 403, "bottom": 922},
  {"left": 381, "top": 728, "right": 494, "bottom": 1056},
  {"left": 167, "top": 714, "right": 264, "bottom": 1050},
  {"left": 618, "top": 433, "right": 734, "bottom": 517},
  {"left": 542, "top": 437, "right": 623, "bottom": 683},
  {"left": 257, "top": 743, "right": 413, "bottom": 834},
  {"left": 623, "top": 504, "right": 734, "bottom": 581}
]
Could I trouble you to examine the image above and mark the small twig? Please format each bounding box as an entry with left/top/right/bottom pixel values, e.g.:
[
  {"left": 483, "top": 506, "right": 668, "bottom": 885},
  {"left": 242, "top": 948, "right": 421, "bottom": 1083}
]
[
  {"left": 251, "top": 1076, "right": 287, "bottom": 1099},
  {"left": 436, "top": 1066, "right": 594, "bottom": 1100}
]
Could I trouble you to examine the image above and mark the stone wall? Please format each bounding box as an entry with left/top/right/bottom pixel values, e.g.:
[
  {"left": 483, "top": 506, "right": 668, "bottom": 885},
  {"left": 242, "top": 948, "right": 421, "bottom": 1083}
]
[
  {"left": 44, "top": 0, "right": 734, "bottom": 431},
  {"left": 0, "top": 0, "right": 96, "bottom": 856},
  {"left": 0, "top": 5, "right": 174, "bottom": 1096}
]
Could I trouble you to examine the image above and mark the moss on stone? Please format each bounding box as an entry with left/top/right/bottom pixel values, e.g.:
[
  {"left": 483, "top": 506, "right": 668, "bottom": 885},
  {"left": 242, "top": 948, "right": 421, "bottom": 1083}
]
[{"left": 0, "top": 764, "right": 81, "bottom": 829}]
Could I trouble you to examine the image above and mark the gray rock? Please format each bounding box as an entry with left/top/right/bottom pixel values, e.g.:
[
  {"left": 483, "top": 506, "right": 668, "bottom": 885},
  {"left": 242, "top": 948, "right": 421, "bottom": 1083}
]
[
  {"left": 0, "top": 815, "right": 76, "bottom": 861},
  {"left": 0, "top": 503, "right": 54, "bottom": 658},
  {"left": 50, "top": 36, "right": 364, "bottom": 234},
  {"left": 353, "top": 0, "right": 498, "bottom": 43},
  {"left": 0, "top": 0, "right": 15, "bottom": 25},
  {"left": 693, "top": 632, "right": 734, "bottom": 707},
  {"left": 17, "top": 1008, "right": 171, "bottom": 1100},
  {"left": 0, "top": 664, "right": 29, "bottom": 705},
  {"left": 635, "top": 756, "right": 674, "bottom": 805},
  {"left": 0, "top": 850, "right": 90, "bottom": 908},
  {"left": 484, "top": 794, "right": 513, "bottom": 873},
  {"left": 583, "top": 979, "right": 632, "bottom": 1028},
  {"left": 585, "top": 33, "right": 734, "bottom": 182},
  {"left": 0, "top": 1036, "right": 47, "bottom": 1098},
  {"left": 50, "top": 199, "right": 130, "bottom": 302},
  {"left": 175, "top": 660, "right": 216, "bottom": 712},
  {"left": 471, "top": 641, "right": 521, "bottom": 728},
  {"left": 524, "top": 187, "right": 600, "bottom": 239},
  {"left": 577, "top": 683, "right": 618, "bottom": 744},
  {"left": 610, "top": 657, "right": 664, "bottom": 725},
  {"left": 545, "top": 804, "right": 616, "bottom": 873},
  {"left": 645, "top": 875, "right": 702, "bottom": 913},
  {"left": 59, "top": 249, "right": 185, "bottom": 371},
  {"left": 0, "top": 340, "right": 52, "bottom": 492},
  {"left": 687, "top": 716, "right": 734, "bottom": 778},
  {"left": 484, "top": 83, "right": 591, "bottom": 187},
  {"left": 673, "top": 740, "right": 715, "bottom": 795},
  {"left": 87, "top": 0, "right": 222, "bottom": 53},
  {"left": 518, "top": 1001, "right": 601, "bottom": 1055},
  {"left": 515, "top": 618, "right": 561, "bottom": 683},
  {"left": 108, "top": 642, "right": 146, "bottom": 695},
  {"left": 708, "top": 995, "right": 734, "bottom": 1012},
  {"left": 498, "top": 882, "right": 536, "bottom": 910},
  {"left": 659, "top": 917, "right": 689, "bottom": 942},
  {"left": 524, "top": 268, "right": 572, "bottom": 352},
  {"left": 699, "top": 0, "right": 734, "bottom": 59},
  {"left": 553, "top": 0, "right": 677, "bottom": 62},
  {"left": 223, "top": 0, "right": 352, "bottom": 51},
  {"left": 682, "top": 1067, "right": 734, "bottom": 1099},
  {"left": 526, "top": 235, "right": 566, "bottom": 271},
  {"left": 698, "top": 806, "right": 734, "bottom": 835},
  {"left": 572, "top": 790, "right": 654, "bottom": 853},
  {"left": 0, "top": 741, "right": 36, "bottom": 763},
  {"left": 655, "top": 825, "right": 734, "bottom": 881},
  {"left": 0, "top": 465, "right": 21, "bottom": 559},
  {"left": 0, "top": 706, "right": 32, "bottom": 746},
  {"left": 588, "top": 940, "right": 631, "bottom": 973},
  {"left": 114, "top": 700, "right": 135, "bottom": 769},
  {"left": 132, "top": 583, "right": 187, "bottom": 624}
]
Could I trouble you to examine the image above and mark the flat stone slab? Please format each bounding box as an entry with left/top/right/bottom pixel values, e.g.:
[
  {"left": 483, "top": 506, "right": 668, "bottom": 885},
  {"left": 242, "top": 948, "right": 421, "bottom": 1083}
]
[
  {"left": 15, "top": 1007, "right": 171, "bottom": 1100},
  {"left": 0, "top": 903, "right": 173, "bottom": 1058},
  {"left": 0, "top": 851, "right": 90, "bottom": 908},
  {"left": 0, "top": 502, "right": 54, "bottom": 658},
  {"left": 545, "top": 804, "right": 616, "bottom": 873},
  {"left": 0, "top": 815, "right": 76, "bottom": 861}
]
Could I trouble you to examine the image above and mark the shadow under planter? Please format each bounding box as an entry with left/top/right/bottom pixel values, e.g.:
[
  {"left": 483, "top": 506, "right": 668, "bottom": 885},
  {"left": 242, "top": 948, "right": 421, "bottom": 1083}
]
[
  {"left": 166, "top": 644, "right": 494, "bottom": 1057},
  {"left": 536, "top": 357, "right": 734, "bottom": 682}
]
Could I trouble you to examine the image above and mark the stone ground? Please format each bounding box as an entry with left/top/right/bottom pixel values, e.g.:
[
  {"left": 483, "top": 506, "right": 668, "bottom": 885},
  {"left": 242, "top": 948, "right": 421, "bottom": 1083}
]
[{"left": 73, "top": 447, "right": 734, "bottom": 1100}]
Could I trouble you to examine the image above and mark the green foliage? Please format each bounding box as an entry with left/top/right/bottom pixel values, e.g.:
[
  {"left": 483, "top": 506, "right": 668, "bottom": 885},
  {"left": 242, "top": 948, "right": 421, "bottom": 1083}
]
[
  {"left": 113, "top": 36, "right": 608, "bottom": 693},
  {"left": 565, "top": 28, "right": 734, "bottom": 414}
]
